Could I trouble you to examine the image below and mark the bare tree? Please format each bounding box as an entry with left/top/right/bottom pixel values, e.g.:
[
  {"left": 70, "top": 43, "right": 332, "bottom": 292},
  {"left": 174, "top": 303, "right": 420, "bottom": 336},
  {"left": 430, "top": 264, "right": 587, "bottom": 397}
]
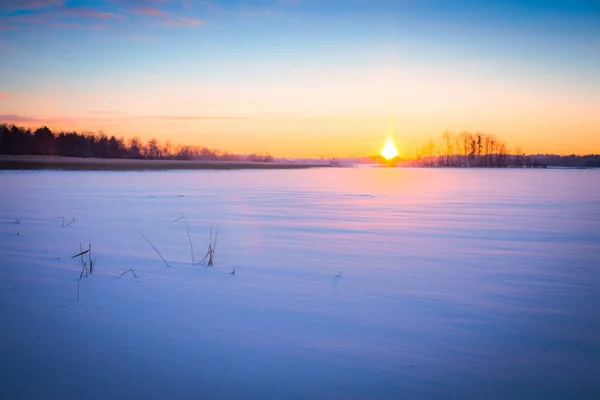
[{"left": 441, "top": 130, "right": 453, "bottom": 167}]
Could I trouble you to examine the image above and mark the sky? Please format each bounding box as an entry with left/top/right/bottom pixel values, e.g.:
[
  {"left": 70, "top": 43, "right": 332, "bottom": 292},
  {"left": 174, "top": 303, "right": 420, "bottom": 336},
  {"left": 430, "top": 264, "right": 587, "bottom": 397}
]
[{"left": 1, "top": 0, "right": 599, "bottom": 157}]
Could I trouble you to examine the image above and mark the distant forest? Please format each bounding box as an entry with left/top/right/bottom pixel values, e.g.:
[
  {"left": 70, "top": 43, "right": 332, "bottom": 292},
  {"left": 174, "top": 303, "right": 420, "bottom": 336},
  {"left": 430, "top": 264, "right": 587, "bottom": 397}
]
[
  {"left": 0, "top": 124, "right": 274, "bottom": 162},
  {"left": 1, "top": 123, "right": 598, "bottom": 168},
  {"left": 375, "top": 131, "right": 600, "bottom": 168}
]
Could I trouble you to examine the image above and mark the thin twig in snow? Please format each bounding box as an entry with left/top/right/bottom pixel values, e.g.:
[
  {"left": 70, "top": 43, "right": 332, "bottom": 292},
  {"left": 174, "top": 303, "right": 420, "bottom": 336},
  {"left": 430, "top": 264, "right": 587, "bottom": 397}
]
[
  {"left": 78, "top": 262, "right": 87, "bottom": 280},
  {"left": 174, "top": 213, "right": 195, "bottom": 265},
  {"left": 200, "top": 225, "right": 218, "bottom": 266},
  {"left": 88, "top": 244, "right": 94, "bottom": 274},
  {"left": 133, "top": 225, "right": 171, "bottom": 267},
  {"left": 184, "top": 217, "right": 195, "bottom": 265},
  {"left": 71, "top": 248, "right": 90, "bottom": 259},
  {"left": 119, "top": 268, "right": 137, "bottom": 278},
  {"left": 64, "top": 217, "right": 76, "bottom": 227}
]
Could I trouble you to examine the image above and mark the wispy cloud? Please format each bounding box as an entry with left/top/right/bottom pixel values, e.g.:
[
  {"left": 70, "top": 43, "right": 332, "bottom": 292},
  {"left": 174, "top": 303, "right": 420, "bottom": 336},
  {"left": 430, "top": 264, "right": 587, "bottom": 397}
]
[
  {"left": 159, "top": 17, "right": 205, "bottom": 27},
  {"left": 145, "top": 115, "right": 250, "bottom": 120},
  {"left": 0, "top": 114, "right": 131, "bottom": 125},
  {"left": 0, "top": 114, "right": 57, "bottom": 124},
  {"left": 135, "top": 7, "right": 168, "bottom": 17},
  {"left": 130, "top": 5, "right": 205, "bottom": 27},
  {"left": 1, "top": 5, "right": 125, "bottom": 30},
  {"left": 1, "top": 0, "right": 62, "bottom": 11},
  {"left": 0, "top": 113, "right": 250, "bottom": 125},
  {"left": 65, "top": 8, "right": 125, "bottom": 20},
  {"left": 24, "top": 0, "right": 63, "bottom": 8},
  {"left": 115, "top": 0, "right": 169, "bottom": 6},
  {"left": 4, "top": 1, "right": 202, "bottom": 30},
  {"left": 2, "top": 12, "right": 111, "bottom": 30},
  {"left": 199, "top": 1, "right": 277, "bottom": 17}
]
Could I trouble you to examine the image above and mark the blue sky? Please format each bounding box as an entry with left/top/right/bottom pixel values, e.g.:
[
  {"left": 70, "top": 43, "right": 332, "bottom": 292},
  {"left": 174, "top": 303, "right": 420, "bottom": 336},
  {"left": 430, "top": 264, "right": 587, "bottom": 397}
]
[{"left": 1, "top": 0, "right": 599, "bottom": 156}]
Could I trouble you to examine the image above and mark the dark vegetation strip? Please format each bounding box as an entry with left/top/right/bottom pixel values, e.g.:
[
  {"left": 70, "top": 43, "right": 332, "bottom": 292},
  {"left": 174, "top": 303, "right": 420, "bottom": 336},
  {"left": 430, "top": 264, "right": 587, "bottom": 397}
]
[{"left": 0, "top": 157, "right": 329, "bottom": 171}]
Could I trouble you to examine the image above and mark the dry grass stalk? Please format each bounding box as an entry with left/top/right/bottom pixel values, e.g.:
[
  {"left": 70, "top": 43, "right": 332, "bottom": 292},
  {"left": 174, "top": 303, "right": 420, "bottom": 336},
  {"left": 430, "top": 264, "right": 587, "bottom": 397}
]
[
  {"left": 133, "top": 225, "right": 171, "bottom": 267},
  {"left": 174, "top": 213, "right": 195, "bottom": 265},
  {"left": 57, "top": 216, "right": 77, "bottom": 227},
  {"left": 88, "top": 244, "right": 95, "bottom": 274},
  {"left": 78, "top": 263, "right": 87, "bottom": 280},
  {"left": 71, "top": 243, "right": 93, "bottom": 301},
  {"left": 77, "top": 242, "right": 88, "bottom": 277},
  {"left": 119, "top": 268, "right": 137, "bottom": 278},
  {"left": 200, "top": 226, "right": 218, "bottom": 266},
  {"left": 76, "top": 261, "right": 87, "bottom": 301},
  {"left": 64, "top": 217, "right": 77, "bottom": 227},
  {"left": 71, "top": 249, "right": 90, "bottom": 258}
]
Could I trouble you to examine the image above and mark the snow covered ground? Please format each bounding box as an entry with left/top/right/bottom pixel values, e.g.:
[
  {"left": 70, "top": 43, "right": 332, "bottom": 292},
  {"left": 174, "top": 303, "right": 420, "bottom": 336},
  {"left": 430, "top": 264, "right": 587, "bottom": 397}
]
[{"left": 1, "top": 167, "right": 599, "bottom": 399}]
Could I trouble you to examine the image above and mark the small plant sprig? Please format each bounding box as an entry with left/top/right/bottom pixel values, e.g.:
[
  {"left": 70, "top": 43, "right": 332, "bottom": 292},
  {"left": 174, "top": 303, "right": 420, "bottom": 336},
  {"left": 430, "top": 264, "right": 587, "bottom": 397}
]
[
  {"left": 71, "top": 243, "right": 95, "bottom": 301},
  {"left": 174, "top": 212, "right": 195, "bottom": 265},
  {"left": 119, "top": 268, "right": 137, "bottom": 278},
  {"left": 133, "top": 225, "right": 171, "bottom": 267},
  {"left": 57, "top": 216, "right": 77, "bottom": 227},
  {"left": 200, "top": 226, "right": 218, "bottom": 266}
]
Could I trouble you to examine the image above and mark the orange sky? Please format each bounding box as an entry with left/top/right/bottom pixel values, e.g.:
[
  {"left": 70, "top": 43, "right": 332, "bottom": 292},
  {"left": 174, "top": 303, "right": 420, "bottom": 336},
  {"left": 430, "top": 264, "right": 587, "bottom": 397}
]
[
  {"left": 3, "top": 72, "right": 598, "bottom": 158},
  {"left": 1, "top": 1, "right": 599, "bottom": 157}
]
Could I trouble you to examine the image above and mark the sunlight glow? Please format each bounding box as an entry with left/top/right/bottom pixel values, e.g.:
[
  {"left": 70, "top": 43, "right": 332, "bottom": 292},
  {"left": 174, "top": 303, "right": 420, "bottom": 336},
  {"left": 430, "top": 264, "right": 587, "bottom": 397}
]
[{"left": 380, "top": 139, "right": 399, "bottom": 160}]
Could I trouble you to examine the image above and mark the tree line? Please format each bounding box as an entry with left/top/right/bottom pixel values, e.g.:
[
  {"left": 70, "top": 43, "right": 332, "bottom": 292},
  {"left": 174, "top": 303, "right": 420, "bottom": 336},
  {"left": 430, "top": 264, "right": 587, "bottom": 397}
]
[
  {"left": 409, "top": 131, "right": 599, "bottom": 168},
  {"left": 409, "top": 131, "right": 512, "bottom": 167},
  {"left": 529, "top": 154, "right": 600, "bottom": 168},
  {"left": 0, "top": 124, "right": 273, "bottom": 162},
  {"left": 369, "top": 130, "right": 598, "bottom": 168}
]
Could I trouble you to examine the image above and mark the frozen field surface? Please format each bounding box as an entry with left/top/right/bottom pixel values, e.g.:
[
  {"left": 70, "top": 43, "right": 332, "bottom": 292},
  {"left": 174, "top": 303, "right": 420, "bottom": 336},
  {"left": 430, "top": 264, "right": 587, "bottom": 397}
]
[{"left": 1, "top": 167, "right": 599, "bottom": 399}]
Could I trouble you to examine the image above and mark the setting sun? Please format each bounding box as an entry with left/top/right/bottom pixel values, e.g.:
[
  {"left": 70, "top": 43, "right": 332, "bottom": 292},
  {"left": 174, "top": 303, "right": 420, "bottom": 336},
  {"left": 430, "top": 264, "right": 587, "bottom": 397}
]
[{"left": 380, "top": 139, "right": 399, "bottom": 160}]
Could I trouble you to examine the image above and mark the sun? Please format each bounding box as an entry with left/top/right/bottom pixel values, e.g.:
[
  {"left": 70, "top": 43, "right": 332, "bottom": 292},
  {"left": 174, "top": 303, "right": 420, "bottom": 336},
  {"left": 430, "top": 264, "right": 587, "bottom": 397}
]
[{"left": 380, "top": 139, "right": 399, "bottom": 160}]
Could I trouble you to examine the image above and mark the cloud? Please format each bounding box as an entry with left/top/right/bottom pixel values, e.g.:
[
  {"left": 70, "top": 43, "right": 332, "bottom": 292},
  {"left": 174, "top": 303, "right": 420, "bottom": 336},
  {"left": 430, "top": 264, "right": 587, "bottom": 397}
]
[
  {"left": 199, "top": 1, "right": 277, "bottom": 17},
  {"left": 0, "top": 114, "right": 46, "bottom": 123},
  {"left": 65, "top": 8, "right": 125, "bottom": 20},
  {"left": 145, "top": 115, "right": 250, "bottom": 120},
  {"left": 0, "top": 114, "right": 131, "bottom": 125},
  {"left": 1, "top": 0, "right": 62, "bottom": 11},
  {"left": 1, "top": 5, "right": 125, "bottom": 30},
  {"left": 115, "top": 0, "right": 169, "bottom": 5},
  {"left": 4, "top": 1, "right": 203, "bottom": 30},
  {"left": 0, "top": 113, "right": 250, "bottom": 126},
  {"left": 159, "top": 17, "right": 205, "bottom": 27},
  {"left": 135, "top": 7, "right": 168, "bottom": 17},
  {"left": 23, "top": 0, "right": 63, "bottom": 8},
  {"left": 133, "top": 7, "right": 204, "bottom": 28}
]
